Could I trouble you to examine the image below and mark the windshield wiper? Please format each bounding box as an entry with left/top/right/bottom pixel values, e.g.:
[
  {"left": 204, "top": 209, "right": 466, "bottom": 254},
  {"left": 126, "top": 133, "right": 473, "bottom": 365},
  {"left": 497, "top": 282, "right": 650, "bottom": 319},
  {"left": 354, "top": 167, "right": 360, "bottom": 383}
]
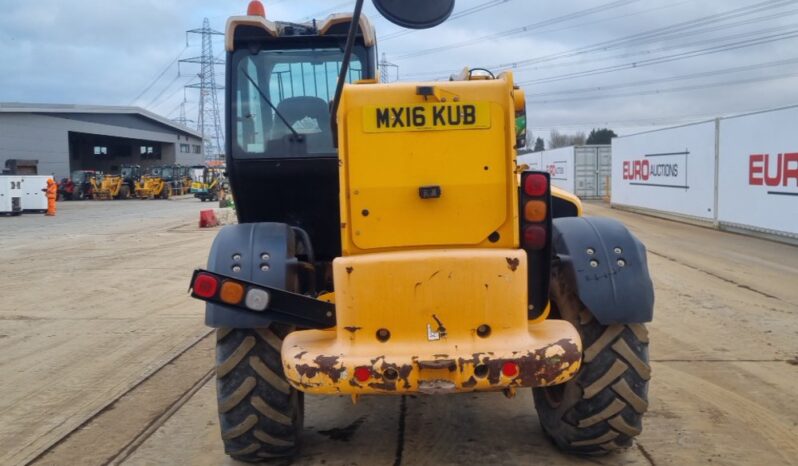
[{"left": 242, "top": 70, "right": 304, "bottom": 142}]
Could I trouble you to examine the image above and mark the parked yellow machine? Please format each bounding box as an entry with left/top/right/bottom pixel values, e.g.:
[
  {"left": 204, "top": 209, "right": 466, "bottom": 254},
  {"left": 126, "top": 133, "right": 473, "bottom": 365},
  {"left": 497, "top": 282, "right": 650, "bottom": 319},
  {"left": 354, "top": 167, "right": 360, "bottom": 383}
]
[
  {"left": 91, "top": 175, "right": 124, "bottom": 200},
  {"left": 190, "top": 165, "right": 223, "bottom": 202},
  {"left": 174, "top": 165, "right": 193, "bottom": 195},
  {"left": 189, "top": 1, "right": 654, "bottom": 461},
  {"left": 135, "top": 167, "right": 170, "bottom": 199},
  {"left": 91, "top": 165, "right": 140, "bottom": 200}
]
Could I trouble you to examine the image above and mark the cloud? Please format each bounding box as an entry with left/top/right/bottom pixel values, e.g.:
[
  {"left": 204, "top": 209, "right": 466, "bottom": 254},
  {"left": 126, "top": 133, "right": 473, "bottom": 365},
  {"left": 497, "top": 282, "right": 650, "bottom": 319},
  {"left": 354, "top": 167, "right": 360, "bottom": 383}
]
[{"left": 1, "top": 0, "right": 797, "bottom": 136}]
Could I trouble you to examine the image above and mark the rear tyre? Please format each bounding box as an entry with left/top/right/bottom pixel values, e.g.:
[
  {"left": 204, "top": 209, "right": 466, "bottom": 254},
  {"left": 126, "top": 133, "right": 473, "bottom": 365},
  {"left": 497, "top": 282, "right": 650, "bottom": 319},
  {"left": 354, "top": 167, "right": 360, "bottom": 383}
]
[
  {"left": 216, "top": 325, "right": 303, "bottom": 462},
  {"left": 533, "top": 264, "right": 650, "bottom": 455},
  {"left": 119, "top": 185, "right": 131, "bottom": 200},
  {"left": 161, "top": 188, "right": 171, "bottom": 200}
]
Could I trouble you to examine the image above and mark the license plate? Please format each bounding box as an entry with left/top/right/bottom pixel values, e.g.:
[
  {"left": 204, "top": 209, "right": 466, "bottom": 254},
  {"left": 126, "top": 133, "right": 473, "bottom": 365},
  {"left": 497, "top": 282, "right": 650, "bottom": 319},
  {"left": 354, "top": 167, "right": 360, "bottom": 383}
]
[{"left": 363, "top": 102, "right": 491, "bottom": 133}]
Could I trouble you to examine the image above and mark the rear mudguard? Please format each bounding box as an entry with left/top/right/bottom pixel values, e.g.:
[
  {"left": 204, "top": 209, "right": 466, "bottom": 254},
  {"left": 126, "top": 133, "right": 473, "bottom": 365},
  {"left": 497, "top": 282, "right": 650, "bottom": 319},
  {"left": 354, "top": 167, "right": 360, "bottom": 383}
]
[
  {"left": 204, "top": 223, "right": 298, "bottom": 328},
  {"left": 552, "top": 216, "right": 654, "bottom": 324}
]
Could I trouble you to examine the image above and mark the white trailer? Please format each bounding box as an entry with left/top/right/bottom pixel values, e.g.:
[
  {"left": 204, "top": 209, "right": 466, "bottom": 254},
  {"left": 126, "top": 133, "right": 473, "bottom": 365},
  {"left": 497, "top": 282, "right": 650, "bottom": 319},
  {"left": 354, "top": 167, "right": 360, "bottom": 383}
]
[
  {"left": 0, "top": 176, "right": 24, "bottom": 215},
  {"left": 521, "top": 145, "right": 611, "bottom": 199},
  {"left": 21, "top": 176, "right": 50, "bottom": 212}
]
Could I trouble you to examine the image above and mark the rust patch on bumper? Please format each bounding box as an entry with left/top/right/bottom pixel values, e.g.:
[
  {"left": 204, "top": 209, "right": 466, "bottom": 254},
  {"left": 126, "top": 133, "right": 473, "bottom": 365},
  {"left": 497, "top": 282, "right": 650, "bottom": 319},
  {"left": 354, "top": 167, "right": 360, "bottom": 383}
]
[
  {"left": 295, "top": 355, "right": 345, "bottom": 383},
  {"left": 459, "top": 338, "right": 581, "bottom": 387}
]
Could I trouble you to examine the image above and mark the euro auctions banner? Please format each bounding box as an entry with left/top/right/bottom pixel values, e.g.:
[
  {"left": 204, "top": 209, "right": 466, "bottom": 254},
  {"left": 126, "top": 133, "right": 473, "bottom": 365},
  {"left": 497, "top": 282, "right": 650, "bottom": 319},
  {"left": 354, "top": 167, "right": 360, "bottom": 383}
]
[
  {"left": 718, "top": 107, "right": 798, "bottom": 236},
  {"left": 612, "top": 121, "right": 717, "bottom": 220},
  {"left": 621, "top": 152, "right": 688, "bottom": 189}
]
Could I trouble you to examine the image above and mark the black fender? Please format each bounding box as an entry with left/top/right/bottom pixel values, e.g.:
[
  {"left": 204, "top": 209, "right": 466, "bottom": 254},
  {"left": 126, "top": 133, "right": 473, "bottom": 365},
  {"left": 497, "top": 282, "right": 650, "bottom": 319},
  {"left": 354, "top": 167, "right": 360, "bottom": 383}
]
[
  {"left": 552, "top": 216, "right": 654, "bottom": 324},
  {"left": 204, "top": 223, "right": 298, "bottom": 328}
]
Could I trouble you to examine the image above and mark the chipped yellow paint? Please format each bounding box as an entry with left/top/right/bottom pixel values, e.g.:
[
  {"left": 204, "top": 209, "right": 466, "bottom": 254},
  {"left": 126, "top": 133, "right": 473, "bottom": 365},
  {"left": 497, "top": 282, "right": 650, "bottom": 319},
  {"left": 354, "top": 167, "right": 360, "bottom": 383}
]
[{"left": 282, "top": 249, "right": 582, "bottom": 395}]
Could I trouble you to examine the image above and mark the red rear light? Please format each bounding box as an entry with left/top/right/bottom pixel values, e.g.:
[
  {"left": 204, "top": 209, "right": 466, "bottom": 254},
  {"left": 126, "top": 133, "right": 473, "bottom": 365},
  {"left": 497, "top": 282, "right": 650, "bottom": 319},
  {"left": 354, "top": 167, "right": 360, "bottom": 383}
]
[
  {"left": 523, "top": 225, "right": 547, "bottom": 250},
  {"left": 247, "top": 0, "right": 266, "bottom": 17},
  {"left": 524, "top": 174, "right": 548, "bottom": 197},
  {"left": 502, "top": 361, "right": 519, "bottom": 378},
  {"left": 194, "top": 273, "right": 219, "bottom": 298},
  {"left": 354, "top": 366, "right": 371, "bottom": 382}
]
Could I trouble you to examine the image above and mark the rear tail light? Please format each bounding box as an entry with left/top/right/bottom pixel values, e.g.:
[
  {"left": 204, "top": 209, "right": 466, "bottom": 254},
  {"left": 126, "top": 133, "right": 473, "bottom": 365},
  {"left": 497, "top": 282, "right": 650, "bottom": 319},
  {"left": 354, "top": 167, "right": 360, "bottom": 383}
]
[
  {"left": 524, "top": 200, "right": 547, "bottom": 223},
  {"left": 520, "top": 172, "right": 551, "bottom": 250},
  {"left": 502, "top": 361, "right": 519, "bottom": 378},
  {"left": 519, "top": 171, "right": 553, "bottom": 319},
  {"left": 191, "top": 272, "right": 270, "bottom": 311},
  {"left": 523, "top": 225, "right": 547, "bottom": 250},
  {"left": 193, "top": 273, "right": 219, "bottom": 298},
  {"left": 189, "top": 269, "right": 336, "bottom": 329},
  {"left": 220, "top": 281, "right": 245, "bottom": 305},
  {"left": 524, "top": 173, "right": 548, "bottom": 197},
  {"left": 245, "top": 288, "right": 271, "bottom": 311},
  {"left": 354, "top": 366, "right": 371, "bottom": 382}
]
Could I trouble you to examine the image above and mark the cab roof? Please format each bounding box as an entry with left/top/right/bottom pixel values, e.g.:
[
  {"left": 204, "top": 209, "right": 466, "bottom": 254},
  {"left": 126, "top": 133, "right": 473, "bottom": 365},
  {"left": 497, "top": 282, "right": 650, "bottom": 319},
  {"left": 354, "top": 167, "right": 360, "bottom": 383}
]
[{"left": 225, "top": 13, "right": 376, "bottom": 51}]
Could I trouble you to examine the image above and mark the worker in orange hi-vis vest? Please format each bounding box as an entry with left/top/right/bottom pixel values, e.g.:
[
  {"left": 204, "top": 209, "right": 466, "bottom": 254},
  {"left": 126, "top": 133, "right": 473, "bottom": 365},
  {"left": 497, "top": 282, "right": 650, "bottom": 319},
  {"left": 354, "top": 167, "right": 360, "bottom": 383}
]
[{"left": 44, "top": 177, "right": 57, "bottom": 216}]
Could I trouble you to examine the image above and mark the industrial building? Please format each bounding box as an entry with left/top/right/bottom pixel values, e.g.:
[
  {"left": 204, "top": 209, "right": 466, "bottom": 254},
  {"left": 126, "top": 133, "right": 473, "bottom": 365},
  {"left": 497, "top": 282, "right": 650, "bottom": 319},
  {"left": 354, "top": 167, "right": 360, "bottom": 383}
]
[{"left": 0, "top": 103, "right": 205, "bottom": 179}]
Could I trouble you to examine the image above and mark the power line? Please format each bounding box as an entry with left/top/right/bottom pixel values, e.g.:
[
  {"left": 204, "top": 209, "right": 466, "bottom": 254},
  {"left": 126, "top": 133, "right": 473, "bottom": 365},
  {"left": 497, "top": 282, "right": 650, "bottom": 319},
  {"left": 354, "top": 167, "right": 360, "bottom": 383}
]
[
  {"left": 144, "top": 72, "right": 183, "bottom": 109},
  {"left": 401, "top": 0, "right": 693, "bottom": 79},
  {"left": 507, "top": 18, "right": 798, "bottom": 78},
  {"left": 303, "top": 1, "right": 352, "bottom": 20},
  {"left": 524, "top": 56, "right": 798, "bottom": 98},
  {"left": 380, "top": 0, "right": 512, "bottom": 41},
  {"left": 402, "top": 0, "right": 797, "bottom": 79},
  {"left": 129, "top": 46, "right": 188, "bottom": 105},
  {"left": 525, "top": 69, "right": 798, "bottom": 104},
  {"left": 517, "top": 28, "right": 798, "bottom": 86},
  {"left": 497, "top": 0, "right": 797, "bottom": 71},
  {"left": 393, "top": 0, "right": 643, "bottom": 60},
  {"left": 525, "top": 101, "right": 796, "bottom": 130},
  {"left": 149, "top": 76, "right": 198, "bottom": 113}
]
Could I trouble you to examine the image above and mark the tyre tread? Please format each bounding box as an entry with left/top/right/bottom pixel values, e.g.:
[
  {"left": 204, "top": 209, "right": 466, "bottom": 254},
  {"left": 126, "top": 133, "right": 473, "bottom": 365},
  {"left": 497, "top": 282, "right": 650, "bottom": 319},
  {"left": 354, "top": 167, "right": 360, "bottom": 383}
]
[
  {"left": 533, "top": 265, "right": 650, "bottom": 455},
  {"left": 216, "top": 328, "right": 302, "bottom": 461}
]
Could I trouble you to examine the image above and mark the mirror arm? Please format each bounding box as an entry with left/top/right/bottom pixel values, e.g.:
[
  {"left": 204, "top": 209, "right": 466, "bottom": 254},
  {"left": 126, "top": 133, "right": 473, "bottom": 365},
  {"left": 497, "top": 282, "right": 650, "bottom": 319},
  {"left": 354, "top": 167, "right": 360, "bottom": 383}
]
[{"left": 331, "top": 0, "right": 365, "bottom": 148}]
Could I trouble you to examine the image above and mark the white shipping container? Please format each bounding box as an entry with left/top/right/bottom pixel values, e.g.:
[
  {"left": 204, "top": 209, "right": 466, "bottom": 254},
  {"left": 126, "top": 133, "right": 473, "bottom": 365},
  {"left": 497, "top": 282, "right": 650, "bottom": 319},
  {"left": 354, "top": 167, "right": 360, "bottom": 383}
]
[
  {"left": 718, "top": 106, "right": 798, "bottom": 237},
  {"left": 573, "top": 146, "right": 612, "bottom": 199},
  {"left": 612, "top": 121, "right": 717, "bottom": 220},
  {"left": 21, "top": 176, "right": 50, "bottom": 212},
  {"left": 0, "top": 176, "right": 24, "bottom": 215},
  {"left": 522, "top": 146, "right": 611, "bottom": 199}
]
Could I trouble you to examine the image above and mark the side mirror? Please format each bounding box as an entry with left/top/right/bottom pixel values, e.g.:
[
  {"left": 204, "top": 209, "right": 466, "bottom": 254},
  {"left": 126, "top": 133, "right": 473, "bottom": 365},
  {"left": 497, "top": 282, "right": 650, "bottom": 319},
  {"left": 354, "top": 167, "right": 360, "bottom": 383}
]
[{"left": 372, "top": 0, "right": 455, "bottom": 29}]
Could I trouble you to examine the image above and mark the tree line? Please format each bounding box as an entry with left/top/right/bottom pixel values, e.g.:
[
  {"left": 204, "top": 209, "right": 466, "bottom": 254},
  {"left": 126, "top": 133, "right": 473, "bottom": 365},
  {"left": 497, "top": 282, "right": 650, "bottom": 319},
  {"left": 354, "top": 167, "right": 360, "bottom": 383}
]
[{"left": 526, "top": 128, "right": 617, "bottom": 152}]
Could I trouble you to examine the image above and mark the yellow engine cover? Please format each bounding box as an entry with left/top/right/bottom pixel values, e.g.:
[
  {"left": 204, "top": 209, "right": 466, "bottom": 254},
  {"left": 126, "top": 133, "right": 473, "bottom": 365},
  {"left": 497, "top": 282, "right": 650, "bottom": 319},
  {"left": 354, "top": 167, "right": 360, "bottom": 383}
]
[{"left": 337, "top": 73, "right": 522, "bottom": 255}]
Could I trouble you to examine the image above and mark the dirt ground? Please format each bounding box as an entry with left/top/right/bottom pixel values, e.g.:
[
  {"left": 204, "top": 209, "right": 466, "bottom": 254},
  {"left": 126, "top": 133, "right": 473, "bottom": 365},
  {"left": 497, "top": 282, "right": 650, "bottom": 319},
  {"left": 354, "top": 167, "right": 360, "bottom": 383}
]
[{"left": 1, "top": 200, "right": 796, "bottom": 466}]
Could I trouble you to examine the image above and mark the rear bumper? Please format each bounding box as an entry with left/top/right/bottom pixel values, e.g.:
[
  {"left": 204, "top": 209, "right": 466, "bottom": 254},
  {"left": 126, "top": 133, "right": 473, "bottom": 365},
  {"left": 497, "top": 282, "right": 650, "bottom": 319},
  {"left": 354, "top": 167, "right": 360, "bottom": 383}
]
[{"left": 282, "top": 249, "right": 582, "bottom": 395}]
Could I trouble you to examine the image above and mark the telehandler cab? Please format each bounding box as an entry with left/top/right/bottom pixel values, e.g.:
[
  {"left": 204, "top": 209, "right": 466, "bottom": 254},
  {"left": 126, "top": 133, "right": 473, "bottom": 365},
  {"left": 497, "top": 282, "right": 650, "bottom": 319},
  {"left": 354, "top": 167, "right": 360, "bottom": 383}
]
[{"left": 189, "top": 0, "right": 654, "bottom": 461}]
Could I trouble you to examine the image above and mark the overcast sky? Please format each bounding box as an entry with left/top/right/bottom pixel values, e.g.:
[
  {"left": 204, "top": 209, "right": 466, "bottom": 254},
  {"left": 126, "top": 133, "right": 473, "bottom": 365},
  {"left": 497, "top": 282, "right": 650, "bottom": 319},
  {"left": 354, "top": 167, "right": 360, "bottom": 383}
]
[{"left": 2, "top": 0, "right": 797, "bottom": 139}]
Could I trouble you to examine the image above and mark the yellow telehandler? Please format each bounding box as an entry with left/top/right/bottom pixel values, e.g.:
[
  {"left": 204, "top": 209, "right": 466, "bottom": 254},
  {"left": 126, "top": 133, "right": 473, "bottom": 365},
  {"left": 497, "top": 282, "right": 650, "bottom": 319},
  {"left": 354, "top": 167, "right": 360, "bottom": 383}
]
[
  {"left": 189, "top": 1, "right": 654, "bottom": 461},
  {"left": 134, "top": 167, "right": 170, "bottom": 199},
  {"left": 91, "top": 165, "right": 140, "bottom": 200}
]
